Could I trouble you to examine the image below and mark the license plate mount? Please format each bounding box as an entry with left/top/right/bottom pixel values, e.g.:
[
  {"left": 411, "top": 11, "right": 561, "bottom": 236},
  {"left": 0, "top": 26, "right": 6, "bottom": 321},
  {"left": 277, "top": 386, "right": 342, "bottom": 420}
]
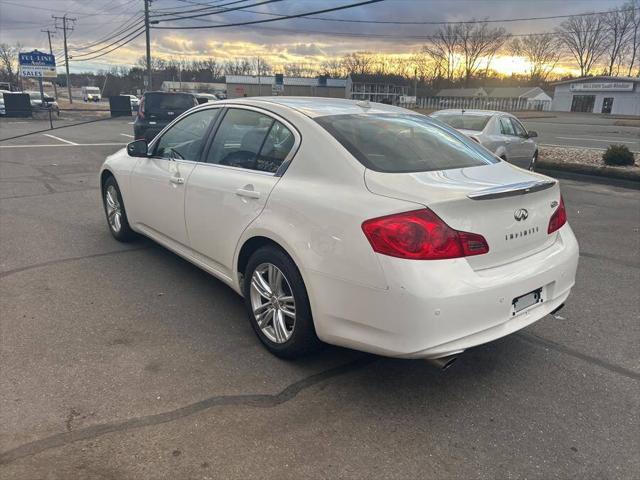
[{"left": 512, "top": 288, "right": 543, "bottom": 315}]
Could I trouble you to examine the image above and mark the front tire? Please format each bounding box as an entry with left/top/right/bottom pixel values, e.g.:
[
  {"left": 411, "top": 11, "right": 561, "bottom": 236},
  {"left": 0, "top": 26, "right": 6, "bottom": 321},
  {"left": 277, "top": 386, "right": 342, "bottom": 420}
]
[
  {"left": 529, "top": 150, "right": 538, "bottom": 171},
  {"left": 243, "top": 246, "right": 320, "bottom": 358},
  {"left": 102, "top": 175, "right": 136, "bottom": 242}
]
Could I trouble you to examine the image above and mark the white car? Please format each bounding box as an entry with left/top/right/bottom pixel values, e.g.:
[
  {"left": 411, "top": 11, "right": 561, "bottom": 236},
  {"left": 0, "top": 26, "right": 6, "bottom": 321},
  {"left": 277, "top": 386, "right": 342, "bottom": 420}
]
[
  {"left": 430, "top": 109, "right": 539, "bottom": 170},
  {"left": 99, "top": 98, "right": 578, "bottom": 364},
  {"left": 122, "top": 94, "right": 140, "bottom": 111}
]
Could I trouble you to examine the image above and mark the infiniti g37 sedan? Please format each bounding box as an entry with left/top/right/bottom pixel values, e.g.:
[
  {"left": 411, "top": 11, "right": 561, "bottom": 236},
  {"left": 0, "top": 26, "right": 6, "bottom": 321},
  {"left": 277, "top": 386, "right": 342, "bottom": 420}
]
[
  {"left": 430, "top": 109, "right": 539, "bottom": 171},
  {"left": 100, "top": 97, "right": 578, "bottom": 361}
]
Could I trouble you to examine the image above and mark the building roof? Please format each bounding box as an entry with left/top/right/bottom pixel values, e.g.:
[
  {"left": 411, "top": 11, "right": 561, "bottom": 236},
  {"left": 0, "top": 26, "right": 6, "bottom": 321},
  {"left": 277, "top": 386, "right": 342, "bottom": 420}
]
[
  {"left": 349, "top": 73, "right": 410, "bottom": 85},
  {"left": 551, "top": 76, "right": 640, "bottom": 85},
  {"left": 436, "top": 88, "right": 488, "bottom": 97},
  {"left": 225, "top": 75, "right": 347, "bottom": 87},
  {"left": 488, "top": 87, "right": 547, "bottom": 98},
  {"left": 161, "top": 81, "right": 226, "bottom": 91}
]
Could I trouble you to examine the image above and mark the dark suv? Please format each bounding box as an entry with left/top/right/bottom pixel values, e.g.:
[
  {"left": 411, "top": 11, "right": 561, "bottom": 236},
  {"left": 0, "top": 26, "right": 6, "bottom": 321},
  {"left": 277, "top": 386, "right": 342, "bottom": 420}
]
[{"left": 134, "top": 91, "right": 198, "bottom": 142}]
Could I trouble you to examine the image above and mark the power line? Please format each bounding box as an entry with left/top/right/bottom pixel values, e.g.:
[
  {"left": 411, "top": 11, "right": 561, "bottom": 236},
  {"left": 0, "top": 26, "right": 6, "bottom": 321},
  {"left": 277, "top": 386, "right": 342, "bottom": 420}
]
[
  {"left": 151, "top": 0, "right": 282, "bottom": 20},
  {"left": 153, "top": 0, "right": 387, "bottom": 29},
  {"left": 72, "top": 30, "right": 145, "bottom": 62},
  {"left": 70, "top": 26, "right": 146, "bottom": 58},
  {"left": 70, "top": 15, "right": 144, "bottom": 51},
  {"left": 235, "top": 5, "right": 639, "bottom": 25},
  {"left": 150, "top": 0, "right": 249, "bottom": 16}
]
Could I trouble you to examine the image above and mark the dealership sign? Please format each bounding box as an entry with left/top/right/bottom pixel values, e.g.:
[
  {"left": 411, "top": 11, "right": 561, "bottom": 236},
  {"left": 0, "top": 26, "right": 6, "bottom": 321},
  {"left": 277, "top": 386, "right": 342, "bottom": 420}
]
[
  {"left": 19, "top": 50, "right": 57, "bottom": 79},
  {"left": 569, "top": 82, "right": 633, "bottom": 92}
]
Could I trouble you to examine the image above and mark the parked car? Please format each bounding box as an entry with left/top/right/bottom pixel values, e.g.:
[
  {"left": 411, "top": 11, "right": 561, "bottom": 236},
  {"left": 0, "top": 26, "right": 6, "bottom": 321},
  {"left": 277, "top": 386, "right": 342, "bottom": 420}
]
[
  {"left": 195, "top": 92, "right": 219, "bottom": 103},
  {"left": 430, "top": 109, "right": 539, "bottom": 170},
  {"left": 101, "top": 98, "right": 578, "bottom": 363},
  {"left": 133, "top": 91, "right": 198, "bottom": 142},
  {"left": 24, "top": 91, "right": 60, "bottom": 116},
  {"left": 121, "top": 94, "right": 140, "bottom": 112},
  {"left": 82, "top": 86, "right": 101, "bottom": 102}
]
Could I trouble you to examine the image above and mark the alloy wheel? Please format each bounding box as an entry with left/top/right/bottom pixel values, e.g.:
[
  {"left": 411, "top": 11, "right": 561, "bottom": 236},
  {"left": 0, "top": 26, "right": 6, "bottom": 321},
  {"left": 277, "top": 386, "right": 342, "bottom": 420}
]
[
  {"left": 249, "top": 263, "right": 296, "bottom": 344},
  {"left": 105, "top": 185, "right": 123, "bottom": 233}
]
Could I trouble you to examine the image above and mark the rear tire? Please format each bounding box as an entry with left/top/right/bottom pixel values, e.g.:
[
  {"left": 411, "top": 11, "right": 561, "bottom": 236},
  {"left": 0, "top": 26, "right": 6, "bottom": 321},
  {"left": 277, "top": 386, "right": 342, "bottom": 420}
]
[
  {"left": 102, "top": 175, "right": 136, "bottom": 242},
  {"left": 243, "top": 246, "right": 321, "bottom": 358}
]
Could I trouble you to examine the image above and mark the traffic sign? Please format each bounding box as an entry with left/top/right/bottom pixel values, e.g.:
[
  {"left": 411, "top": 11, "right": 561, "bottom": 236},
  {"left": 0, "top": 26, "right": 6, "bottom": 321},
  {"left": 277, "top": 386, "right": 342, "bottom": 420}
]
[{"left": 19, "top": 50, "right": 57, "bottom": 79}]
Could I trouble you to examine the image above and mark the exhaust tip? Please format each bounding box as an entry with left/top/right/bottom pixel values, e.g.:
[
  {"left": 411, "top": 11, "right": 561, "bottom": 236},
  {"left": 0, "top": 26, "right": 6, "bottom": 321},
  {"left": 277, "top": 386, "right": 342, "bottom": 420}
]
[{"left": 425, "top": 355, "right": 459, "bottom": 370}]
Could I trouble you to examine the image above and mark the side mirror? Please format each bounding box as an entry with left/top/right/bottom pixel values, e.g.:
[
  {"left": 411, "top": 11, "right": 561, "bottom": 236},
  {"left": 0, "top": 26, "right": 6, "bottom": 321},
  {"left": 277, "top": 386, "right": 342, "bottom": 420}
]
[
  {"left": 527, "top": 130, "right": 538, "bottom": 138},
  {"left": 127, "top": 139, "right": 148, "bottom": 157}
]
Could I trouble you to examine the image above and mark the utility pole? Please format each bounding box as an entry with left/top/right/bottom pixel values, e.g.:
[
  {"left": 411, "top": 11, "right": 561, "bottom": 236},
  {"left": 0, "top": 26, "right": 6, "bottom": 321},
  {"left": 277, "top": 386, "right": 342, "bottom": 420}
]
[
  {"left": 144, "top": 0, "right": 152, "bottom": 91},
  {"left": 41, "top": 29, "right": 58, "bottom": 100},
  {"left": 53, "top": 14, "right": 75, "bottom": 104}
]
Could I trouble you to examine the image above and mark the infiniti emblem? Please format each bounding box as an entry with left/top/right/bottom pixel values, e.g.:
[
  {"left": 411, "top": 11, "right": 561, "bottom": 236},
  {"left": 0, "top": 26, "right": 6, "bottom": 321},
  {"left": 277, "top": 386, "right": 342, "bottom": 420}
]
[{"left": 514, "top": 208, "right": 529, "bottom": 221}]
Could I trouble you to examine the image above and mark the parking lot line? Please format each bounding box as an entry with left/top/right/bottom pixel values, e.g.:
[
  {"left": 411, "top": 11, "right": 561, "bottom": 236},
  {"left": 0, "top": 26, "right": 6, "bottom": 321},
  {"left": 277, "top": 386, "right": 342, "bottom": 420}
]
[
  {"left": 556, "top": 136, "right": 638, "bottom": 145},
  {"left": 0, "top": 143, "right": 124, "bottom": 148},
  {"left": 120, "top": 133, "right": 134, "bottom": 138},
  {"left": 42, "top": 133, "right": 79, "bottom": 145}
]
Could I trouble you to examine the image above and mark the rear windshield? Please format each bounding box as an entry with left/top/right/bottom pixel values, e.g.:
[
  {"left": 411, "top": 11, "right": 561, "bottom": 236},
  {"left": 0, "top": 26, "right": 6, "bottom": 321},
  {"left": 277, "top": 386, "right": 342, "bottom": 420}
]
[
  {"left": 430, "top": 112, "right": 491, "bottom": 131},
  {"left": 144, "top": 93, "right": 195, "bottom": 112},
  {"left": 315, "top": 113, "right": 498, "bottom": 173}
]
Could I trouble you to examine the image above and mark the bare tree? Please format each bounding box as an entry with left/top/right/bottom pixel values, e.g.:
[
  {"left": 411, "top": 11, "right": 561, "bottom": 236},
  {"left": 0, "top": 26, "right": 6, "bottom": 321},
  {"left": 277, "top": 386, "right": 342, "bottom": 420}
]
[
  {"left": 603, "top": 6, "right": 635, "bottom": 75},
  {"left": 557, "top": 13, "right": 609, "bottom": 77},
  {"left": 202, "top": 57, "right": 224, "bottom": 80},
  {"left": 457, "top": 21, "right": 507, "bottom": 86},
  {"left": 341, "top": 52, "right": 374, "bottom": 75},
  {"left": 510, "top": 33, "right": 561, "bottom": 82},
  {"left": 224, "top": 59, "right": 252, "bottom": 75},
  {"left": 319, "top": 59, "right": 346, "bottom": 78},
  {"left": 626, "top": 0, "right": 640, "bottom": 75},
  {"left": 249, "top": 57, "right": 272, "bottom": 76},
  {"left": 421, "top": 24, "right": 460, "bottom": 81},
  {"left": 0, "top": 42, "right": 22, "bottom": 86}
]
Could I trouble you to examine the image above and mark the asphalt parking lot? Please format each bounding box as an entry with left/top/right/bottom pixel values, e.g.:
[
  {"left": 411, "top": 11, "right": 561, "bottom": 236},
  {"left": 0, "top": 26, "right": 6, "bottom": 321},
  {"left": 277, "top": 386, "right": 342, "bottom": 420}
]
[{"left": 0, "top": 117, "right": 639, "bottom": 479}]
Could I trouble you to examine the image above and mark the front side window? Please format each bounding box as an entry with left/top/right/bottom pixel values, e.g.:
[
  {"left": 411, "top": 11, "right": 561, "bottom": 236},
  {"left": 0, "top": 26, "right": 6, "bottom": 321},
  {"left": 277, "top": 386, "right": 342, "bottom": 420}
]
[
  {"left": 315, "top": 113, "right": 497, "bottom": 173},
  {"left": 206, "top": 109, "right": 284, "bottom": 171},
  {"left": 500, "top": 117, "right": 516, "bottom": 136},
  {"left": 154, "top": 109, "right": 220, "bottom": 161}
]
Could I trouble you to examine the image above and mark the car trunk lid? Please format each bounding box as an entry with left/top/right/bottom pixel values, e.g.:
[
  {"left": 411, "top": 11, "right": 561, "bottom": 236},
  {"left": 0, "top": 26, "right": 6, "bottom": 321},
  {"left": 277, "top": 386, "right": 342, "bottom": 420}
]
[{"left": 364, "top": 161, "right": 561, "bottom": 269}]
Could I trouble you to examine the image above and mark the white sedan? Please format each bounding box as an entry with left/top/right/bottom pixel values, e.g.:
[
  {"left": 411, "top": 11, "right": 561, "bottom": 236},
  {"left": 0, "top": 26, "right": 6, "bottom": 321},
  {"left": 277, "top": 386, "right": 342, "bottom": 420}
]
[
  {"left": 100, "top": 98, "right": 578, "bottom": 365},
  {"left": 430, "top": 109, "right": 539, "bottom": 171}
]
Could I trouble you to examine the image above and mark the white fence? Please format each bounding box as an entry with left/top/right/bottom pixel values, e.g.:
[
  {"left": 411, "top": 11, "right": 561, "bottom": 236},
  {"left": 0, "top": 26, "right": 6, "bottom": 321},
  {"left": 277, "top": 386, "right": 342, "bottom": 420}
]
[{"left": 408, "top": 97, "right": 551, "bottom": 112}]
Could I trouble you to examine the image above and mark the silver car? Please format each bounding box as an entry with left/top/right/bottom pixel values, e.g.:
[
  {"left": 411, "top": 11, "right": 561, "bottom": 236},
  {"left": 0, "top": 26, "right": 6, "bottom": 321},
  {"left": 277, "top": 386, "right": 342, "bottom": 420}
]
[{"left": 430, "top": 109, "right": 539, "bottom": 170}]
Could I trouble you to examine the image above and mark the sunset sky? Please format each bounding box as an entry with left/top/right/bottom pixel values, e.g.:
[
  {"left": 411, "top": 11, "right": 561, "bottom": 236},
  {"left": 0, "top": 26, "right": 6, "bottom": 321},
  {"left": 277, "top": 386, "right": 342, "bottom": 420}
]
[{"left": 0, "top": 0, "right": 628, "bottom": 76}]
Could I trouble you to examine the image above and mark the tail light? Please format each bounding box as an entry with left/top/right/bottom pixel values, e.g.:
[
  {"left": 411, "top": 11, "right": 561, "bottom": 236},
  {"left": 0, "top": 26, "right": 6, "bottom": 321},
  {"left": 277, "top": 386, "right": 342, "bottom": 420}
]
[
  {"left": 547, "top": 195, "right": 567, "bottom": 234},
  {"left": 362, "top": 209, "right": 489, "bottom": 260}
]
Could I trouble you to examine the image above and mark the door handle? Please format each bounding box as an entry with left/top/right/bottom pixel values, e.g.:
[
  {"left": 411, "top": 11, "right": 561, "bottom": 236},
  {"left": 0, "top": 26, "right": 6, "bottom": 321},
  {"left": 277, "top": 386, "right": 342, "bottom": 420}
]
[
  {"left": 236, "top": 188, "right": 261, "bottom": 199},
  {"left": 169, "top": 177, "right": 185, "bottom": 185}
]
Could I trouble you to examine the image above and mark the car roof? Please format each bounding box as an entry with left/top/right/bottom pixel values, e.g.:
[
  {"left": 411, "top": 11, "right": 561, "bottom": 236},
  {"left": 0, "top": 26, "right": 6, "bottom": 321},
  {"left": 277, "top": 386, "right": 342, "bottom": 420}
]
[
  {"left": 202, "top": 96, "right": 408, "bottom": 118},
  {"left": 431, "top": 109, "right": 509, "bottom": 116}
]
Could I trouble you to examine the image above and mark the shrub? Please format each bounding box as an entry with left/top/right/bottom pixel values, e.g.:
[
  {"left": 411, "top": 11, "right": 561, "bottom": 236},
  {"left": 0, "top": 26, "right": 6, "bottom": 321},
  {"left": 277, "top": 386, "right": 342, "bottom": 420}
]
[{"left": 602, "top": 144, "right": 636, "bottom": 166}]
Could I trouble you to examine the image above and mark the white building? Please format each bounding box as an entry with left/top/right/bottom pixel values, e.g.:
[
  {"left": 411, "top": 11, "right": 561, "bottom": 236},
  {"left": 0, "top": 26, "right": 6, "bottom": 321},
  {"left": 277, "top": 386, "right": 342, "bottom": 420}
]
[
  {"left": 551, "top": 76, "right": 640, "bottom": 115},
  {"left": 489, "top": 87, "right": 552, "bottom": 111}
]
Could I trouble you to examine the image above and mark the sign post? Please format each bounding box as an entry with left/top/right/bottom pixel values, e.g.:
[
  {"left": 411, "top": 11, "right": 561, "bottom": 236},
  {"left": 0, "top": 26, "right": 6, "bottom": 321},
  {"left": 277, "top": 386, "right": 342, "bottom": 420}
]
[{"left": 19, "top": 50, "right": 57, "bottom": 111}]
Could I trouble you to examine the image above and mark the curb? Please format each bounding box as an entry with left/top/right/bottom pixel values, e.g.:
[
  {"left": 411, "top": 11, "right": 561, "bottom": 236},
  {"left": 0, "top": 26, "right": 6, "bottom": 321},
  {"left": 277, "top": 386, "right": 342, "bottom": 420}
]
[{"left": 537, "top": 159, "right": 640, "bottom": 183}]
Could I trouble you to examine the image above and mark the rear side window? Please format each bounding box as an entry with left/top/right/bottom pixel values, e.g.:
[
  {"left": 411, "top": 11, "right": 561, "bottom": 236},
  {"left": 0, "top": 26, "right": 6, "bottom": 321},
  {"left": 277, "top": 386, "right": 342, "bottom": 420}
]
[
  {"left": 500, "top": 117, "right": 516, "bottom": 135},
  {"left": 206, "top": 109, "right": 294, "bottom": 173},
  {"left": 430, "top": 113, "right": 491, "bottom": 131},
  {"left": 315, "top": 113, "right": 497, "bottom": 173},
  {"left": 144, "top": 93, "right": 195, "bottom": 112},
  {"left": 510, "top": 118, "right": 527, "bottom": 137}
]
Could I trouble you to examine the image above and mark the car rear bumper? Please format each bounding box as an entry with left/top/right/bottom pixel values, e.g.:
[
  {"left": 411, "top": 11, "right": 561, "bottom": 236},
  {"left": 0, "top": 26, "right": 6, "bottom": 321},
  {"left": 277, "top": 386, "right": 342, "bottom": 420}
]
[{"left": 308, "top": 224, "right": 579, "bottom": 359}]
